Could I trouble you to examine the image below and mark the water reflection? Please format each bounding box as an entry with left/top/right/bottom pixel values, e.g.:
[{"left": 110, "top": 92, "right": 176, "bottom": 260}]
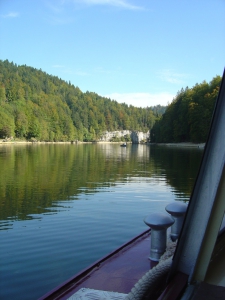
[
  {"left": 0, "top": 143, "right": 203, "bottom": 223},
  {"left": 150, "top": 145, "right": 203, "bottom": 199},
  {"left": 0, "top": 144, "right": 204, "bottom": 300}
]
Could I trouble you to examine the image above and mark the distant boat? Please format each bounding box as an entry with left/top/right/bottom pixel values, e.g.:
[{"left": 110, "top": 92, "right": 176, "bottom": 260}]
[{"left": 120, "top": 143, "right": 127, "bottom": 147}]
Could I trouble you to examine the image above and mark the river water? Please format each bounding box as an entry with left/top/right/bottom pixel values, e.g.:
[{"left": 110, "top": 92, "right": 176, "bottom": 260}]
[{"left": 0, "top": 143, "right": 203, "bottom": 299}]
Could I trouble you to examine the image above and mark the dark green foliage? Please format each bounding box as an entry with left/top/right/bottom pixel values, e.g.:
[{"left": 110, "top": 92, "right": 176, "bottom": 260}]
[
  {"left": 150, "top": 105, "right": 167, "bottom": 116},
  {"left": 0, "top": 125, "right": 12, "bottom": 138},
  {"left": 0, "top": 60, "right": 161, "bottom": 142},
  {"left": 150, "top": 76, "right": 221, "bottom": 143}
]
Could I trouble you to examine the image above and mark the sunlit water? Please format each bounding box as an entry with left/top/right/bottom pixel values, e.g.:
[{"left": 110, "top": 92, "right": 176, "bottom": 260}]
[{"left": 0, "top": 143, "right": 203, "bottom": 299}]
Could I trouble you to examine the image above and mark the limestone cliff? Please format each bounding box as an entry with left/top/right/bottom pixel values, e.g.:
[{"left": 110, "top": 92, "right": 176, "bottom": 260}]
[{"left": 99, "top": 130, "right": 149, "bottom": 144}]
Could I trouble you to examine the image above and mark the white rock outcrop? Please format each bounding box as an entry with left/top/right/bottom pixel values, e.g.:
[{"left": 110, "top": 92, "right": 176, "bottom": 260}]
[
  {"left": 99, "top": 130, "right": 149, "bottom": 144},
  {"left": 131, "top": 131, "right": 149, "bottom": 144}
]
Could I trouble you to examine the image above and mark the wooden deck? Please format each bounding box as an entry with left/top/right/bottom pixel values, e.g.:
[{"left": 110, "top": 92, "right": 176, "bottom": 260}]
[
  {"left": 38, "top": 226, "right": 225, "bottom": 300},
  {"left": 39, "top": 229, "right": 158, "bottom": 300}
]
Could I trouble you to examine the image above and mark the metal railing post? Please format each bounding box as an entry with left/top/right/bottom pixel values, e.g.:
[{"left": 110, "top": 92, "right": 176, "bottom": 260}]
[
  {"left": 165, "top": 202, "right": 187, "bottom": 241},
  {"left": 144, "top": 213, "right": 174, "bottom": 261}
]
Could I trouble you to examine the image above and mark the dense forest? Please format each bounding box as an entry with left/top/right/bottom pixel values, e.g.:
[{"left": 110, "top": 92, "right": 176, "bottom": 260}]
[
  {"left": 0, "top": 60, "right": 166, "bottom": 142},
  {"left": 150, "top": 75, "right": 221, "bottom": 143},
  {"left": 0, "top": 60, "right": 221, "bottom": 143}
]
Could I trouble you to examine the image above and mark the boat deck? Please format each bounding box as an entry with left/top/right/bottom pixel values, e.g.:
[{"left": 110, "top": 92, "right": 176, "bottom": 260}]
[
  {"left": 39, "top": 227, "right": 225, "bottom": 300},
  {"left": 40, "top": 230, "right": 157, "bottom": 300}
]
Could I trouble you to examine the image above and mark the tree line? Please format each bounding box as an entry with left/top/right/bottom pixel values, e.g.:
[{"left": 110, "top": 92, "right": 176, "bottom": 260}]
[
  {"left": 150, "top": 75, "right": 221, "bottom": 143},
  {"left": 0, "top": 60, "right": 166, "bottom": 142}
]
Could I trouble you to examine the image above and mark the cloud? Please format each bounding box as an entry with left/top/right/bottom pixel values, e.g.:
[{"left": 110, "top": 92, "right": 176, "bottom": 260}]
[
  {"left": 69, "top": 0, "right": 144, "bottom": 10},
  {"left": 157, "top": 69, "right": 188, "bottom": 84},
  {"left": 45, "top": 0, "right": 143, "bottom": 25},
  {"left": 103, "top": 92, "right": 175, "bottom": 107},
  {"left": 44, "top": 1, "right": 75, "bottom": 24},
  {"left": 46, "top": 2, "right": 63, "bottom": 13},
  {"left": 2, "top": 12, "right": 19, "bottom": 18}
]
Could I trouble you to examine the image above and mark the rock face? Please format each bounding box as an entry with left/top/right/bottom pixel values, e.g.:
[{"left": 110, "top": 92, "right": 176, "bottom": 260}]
[
  {"left": 99, "top": 130, "right": 149, "bottom": 144},
  {"left": 130, "top": 131, "right": 149, "bottom": 144}
]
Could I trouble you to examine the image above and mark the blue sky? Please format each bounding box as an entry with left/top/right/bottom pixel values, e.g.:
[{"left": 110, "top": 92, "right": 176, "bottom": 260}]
[{"left": 0, "top": 0, "right": 224, "bottom": 107}]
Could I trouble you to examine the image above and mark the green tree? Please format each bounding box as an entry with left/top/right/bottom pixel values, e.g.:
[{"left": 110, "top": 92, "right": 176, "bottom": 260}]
[
  {"left": 0, "top": 126, "right": 11, "bottom": 138},
  {"left": 151, "top": 76, "right": 221, "bottom": 143},
  {"left": 0, "top": 59, "right": 163, "bottom": 142}
]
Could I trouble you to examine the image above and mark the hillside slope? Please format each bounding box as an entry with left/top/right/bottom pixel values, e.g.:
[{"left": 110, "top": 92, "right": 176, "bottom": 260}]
[
  {"left": 0, "top": 60, "right": 165, "bottom": 142},
  {"left": 150, "top": 76, "right": 221, "bottom": 143}
]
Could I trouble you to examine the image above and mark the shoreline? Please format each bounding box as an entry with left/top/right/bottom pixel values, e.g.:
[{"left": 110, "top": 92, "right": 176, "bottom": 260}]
[
  {"left": 0, "top": 140, "right": 205, "bottom": 148},
  {"left": 0, "top": 140, "right": 130, "bottom": 145},
  {"left": 151, "top": 142, "right": 205, "bottom": 148}
]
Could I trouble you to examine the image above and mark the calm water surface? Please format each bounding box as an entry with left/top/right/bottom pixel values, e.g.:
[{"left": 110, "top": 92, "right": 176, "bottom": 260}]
[{"left": 0, "top": 143, "right": 203, "bottom": 299}]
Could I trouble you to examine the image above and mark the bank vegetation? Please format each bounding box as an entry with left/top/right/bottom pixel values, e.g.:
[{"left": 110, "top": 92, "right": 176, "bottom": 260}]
[{"left": 0, "top": 60, "right": 165, "bottom": 142}]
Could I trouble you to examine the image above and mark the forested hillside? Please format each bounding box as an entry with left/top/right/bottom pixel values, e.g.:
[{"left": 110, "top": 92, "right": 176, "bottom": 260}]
[
  {"left": 0, "top": 60, "right": 165, "bottom": 142},
  {"left": 150, "top": 76, "right": 221, "bottom": 143}
]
